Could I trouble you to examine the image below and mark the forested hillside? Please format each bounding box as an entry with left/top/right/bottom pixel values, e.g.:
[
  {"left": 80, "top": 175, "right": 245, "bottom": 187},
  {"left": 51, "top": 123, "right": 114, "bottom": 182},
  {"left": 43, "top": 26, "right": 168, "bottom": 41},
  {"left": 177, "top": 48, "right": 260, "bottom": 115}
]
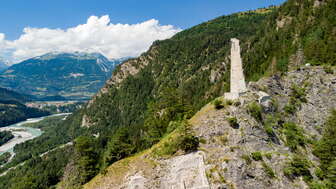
[
  {"left": 0, "top": 0, "right": 335, "bottom": 188},
  {"left": 0, "top": 88, "right": 49, "bottom": 127},
  {"left": 73, "top": 9, "right": 271, "bottom": 187},
  {"left": 66, "top": 0, "right": 334, "bottom": 186},
  {"left": 0, "top": 131, "right": 14, "bottom": 145},
  {"left": 0, "top": 87, "right": 33, "bottom": 103}
]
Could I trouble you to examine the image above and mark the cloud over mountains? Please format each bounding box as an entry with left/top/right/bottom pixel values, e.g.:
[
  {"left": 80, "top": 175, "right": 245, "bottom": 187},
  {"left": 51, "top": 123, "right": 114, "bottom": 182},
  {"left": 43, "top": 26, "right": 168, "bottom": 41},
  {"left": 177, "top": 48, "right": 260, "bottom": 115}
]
[{"left": 0, "top": 15, "right": 181, "bottom": 63}]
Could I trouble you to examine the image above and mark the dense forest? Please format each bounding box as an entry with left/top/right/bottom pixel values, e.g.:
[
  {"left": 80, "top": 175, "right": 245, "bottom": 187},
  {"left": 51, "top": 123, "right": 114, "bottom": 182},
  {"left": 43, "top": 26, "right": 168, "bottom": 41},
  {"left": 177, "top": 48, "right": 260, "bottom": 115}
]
[
  {"left": 0, "top": 99, "right": 49, "bottom": 127},
  {"left": 0, "top": 131, "right": 14, "bottom": 145},
  {"left": 0, "top": 87, "right": 33, "bottom": 103},
  {"left": 0, "top": 0, "right": 335, "bottom": 188},
  {"left": 0, "top": 114, "right": 85, "bottom": 189},
  {"left": 0, "top": 87, "right": 50, "bottom": 127}
]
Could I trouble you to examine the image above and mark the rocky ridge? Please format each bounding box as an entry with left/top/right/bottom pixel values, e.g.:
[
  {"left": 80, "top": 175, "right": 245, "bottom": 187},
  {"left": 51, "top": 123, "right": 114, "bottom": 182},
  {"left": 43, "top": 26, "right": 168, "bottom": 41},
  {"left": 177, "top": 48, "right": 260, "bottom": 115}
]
[{"left": 83, "top": 66, "right": 335, "bottom": 189}]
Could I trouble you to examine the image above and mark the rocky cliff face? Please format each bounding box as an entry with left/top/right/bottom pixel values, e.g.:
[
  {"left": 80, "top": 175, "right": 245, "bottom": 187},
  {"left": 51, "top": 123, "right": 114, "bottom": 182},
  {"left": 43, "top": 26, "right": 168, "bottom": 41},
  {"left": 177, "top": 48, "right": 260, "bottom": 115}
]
[
  {"left": 87, "top": 45, "right": 158, "bottom": 107},
  {"left": 83, "top": 66, "right": 335, "bottom": 189}
]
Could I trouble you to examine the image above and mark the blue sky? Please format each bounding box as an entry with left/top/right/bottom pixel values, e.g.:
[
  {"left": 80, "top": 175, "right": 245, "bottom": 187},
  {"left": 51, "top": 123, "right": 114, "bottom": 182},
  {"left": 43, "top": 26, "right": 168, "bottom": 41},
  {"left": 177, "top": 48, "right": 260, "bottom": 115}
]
[
  {"left": 0, "top": 0, "right": 286, "bottom": 40},
  {"left": 0, "top": 0, "right": 286, "bottom": 62}
]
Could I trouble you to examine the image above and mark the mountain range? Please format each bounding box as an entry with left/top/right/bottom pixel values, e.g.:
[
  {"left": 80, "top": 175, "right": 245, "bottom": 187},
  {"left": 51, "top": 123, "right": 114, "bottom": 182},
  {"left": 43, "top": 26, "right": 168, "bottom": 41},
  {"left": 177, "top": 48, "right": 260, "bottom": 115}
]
[{"left": 0, "top": 52, "right": 125, "bottom": 100}]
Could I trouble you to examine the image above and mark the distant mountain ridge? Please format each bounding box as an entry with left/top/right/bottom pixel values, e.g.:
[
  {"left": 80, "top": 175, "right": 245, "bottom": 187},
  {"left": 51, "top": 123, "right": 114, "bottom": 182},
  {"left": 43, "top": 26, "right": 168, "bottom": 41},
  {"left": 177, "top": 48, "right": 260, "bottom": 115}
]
[
  {"left": 0, "top": 52, "right": 125, "bottom": 100},
  {"left": 0, "top": 59, "right": 8, "bottom": 71}
]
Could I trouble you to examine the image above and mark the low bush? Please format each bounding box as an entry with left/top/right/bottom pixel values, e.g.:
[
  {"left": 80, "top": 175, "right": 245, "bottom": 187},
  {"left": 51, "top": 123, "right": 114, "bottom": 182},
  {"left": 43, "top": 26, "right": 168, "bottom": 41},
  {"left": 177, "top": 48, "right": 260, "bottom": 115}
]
[
  {"left": 284, "top": 85, "right": 307, "bottom": 114},
  {"left": 180, "top": 135, "right": 199, "bottom": 153},
  {"left": 153, "top": 121, "right": 199, "bottom": 156},
  {"left": 284, "top": 155, "right": 312, "bottom": 181},
  {"left": 248, "top": 102, "right": 263, "bottom": 122},
  {"left": 265, "top": 153, "right": 272, "bottom": 160},
  {"left": 262, "top": 162, "right": 276, "bottom": 178},
  {"left": 227, "top": 117, "right": 239, "bottom": 129},
  {"left": 264, "top": 115, "right": 277, "bottom": 137},
  {"left": 283, "top": 122, "right": 306, "bottom": 151},
  {"left": 284, "top": 98, "right": 298, "bottom": 114},
  {"left": 213, "top": 99, "right": 224, "bottom": 110},
  {"left": 323, "top": 66, "right": 333, "bottom": 74},
  {"left": 225, "top": 100, "right": 233, "bottom": 106},
  {"left": 291, "top": 85, "right": 307, "bottom": 103},
  {"left": 251, "top": 151, "right": 263, "bottom": 161}
]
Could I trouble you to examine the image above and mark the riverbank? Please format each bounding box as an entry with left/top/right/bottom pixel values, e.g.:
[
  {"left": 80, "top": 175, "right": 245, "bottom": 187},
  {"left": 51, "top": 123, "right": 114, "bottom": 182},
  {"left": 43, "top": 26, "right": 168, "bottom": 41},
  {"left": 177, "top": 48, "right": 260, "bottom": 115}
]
[{"left": 0, "top": 113, "right": 71, "bottom": 155}]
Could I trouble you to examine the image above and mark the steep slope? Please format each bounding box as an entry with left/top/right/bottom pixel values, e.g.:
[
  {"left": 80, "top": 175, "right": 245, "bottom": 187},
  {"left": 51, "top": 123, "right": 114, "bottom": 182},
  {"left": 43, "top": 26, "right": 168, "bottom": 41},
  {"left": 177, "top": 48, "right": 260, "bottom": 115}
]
[
  {"left": 83, "top": 9, "right": 271, "bottom": 129},
  {"left": 243, "top": 0, "right": 336, "bottom": 80},
  {"left": 84, "top": 66, "right": 336, "bottom": 189},
  {"left": 83, "top": 0, "right": 335, "bottom": 129},
  {"left": 78, "top": 0, "right": 335, "bottom": 188},
  {"left": 59, "top": 10, "right": 274, "bottom": 188},
  {"left": 0, "top": 52, "right": 124, "bottom": 100}
]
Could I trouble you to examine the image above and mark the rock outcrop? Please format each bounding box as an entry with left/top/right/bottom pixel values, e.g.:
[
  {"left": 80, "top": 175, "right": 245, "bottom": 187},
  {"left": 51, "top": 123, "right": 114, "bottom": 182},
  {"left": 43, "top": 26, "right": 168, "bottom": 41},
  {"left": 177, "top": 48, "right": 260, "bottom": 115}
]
[{"left": 83, "top": 66, "right": 335, "bottom": 189}]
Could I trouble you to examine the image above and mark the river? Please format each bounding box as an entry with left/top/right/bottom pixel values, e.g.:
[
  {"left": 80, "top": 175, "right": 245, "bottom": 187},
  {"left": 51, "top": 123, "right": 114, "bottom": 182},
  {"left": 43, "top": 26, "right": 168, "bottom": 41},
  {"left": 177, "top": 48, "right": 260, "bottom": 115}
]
[{"left": 0, "top": 113, "right": 71, "bottom": 155}]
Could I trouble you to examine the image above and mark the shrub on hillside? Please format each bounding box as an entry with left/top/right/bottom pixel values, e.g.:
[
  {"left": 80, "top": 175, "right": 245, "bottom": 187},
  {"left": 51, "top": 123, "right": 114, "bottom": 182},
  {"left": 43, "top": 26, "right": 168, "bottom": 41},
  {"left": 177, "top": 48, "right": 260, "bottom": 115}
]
[
  {"left": 313, "top": 110, "right": 336, "bottom": 187},
  {"left": 323, "top": 66, "right": 333, "bottom": 74},
  {"left": 284, "top": 85, "right": 307, "bottom": 114},
  {"left": 251, "top": 151, "right": 263, "bottom": 161},
  {"left": 262, "top": 162, "right": 276, "bottom": 178},
  {"left": 227, "top": 117, "right": 239, "bottom": 129},
  {"left": 283, "top": 122, "right": 306, "bottom": 151},
  {"left": 180, "top": 135, "right": 200, "bottom": 153},
  {"left": 248, "top": 102, "right": 263, "bottom": 122},
  {"left": 284, "top": 98, "right": 298, "bottom": 114},
  {"left": 153, "top": 121, "right": 199, "bottom": 156},
  {"left": 291, "top": 85, "right": 307, "bottom": 103},
  {"left": 284, "top": 155, "right": 312, "bottom": 181},
  {"left": 213, "top": 99, "right": 224, "bottom": 110}
]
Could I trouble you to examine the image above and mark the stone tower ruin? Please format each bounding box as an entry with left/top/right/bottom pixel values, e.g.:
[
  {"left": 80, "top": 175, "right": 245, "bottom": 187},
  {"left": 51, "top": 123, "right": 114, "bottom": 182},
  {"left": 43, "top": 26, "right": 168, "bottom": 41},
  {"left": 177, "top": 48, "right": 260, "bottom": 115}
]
[{"left": 224, "top": 38, "right": 247, "bottom": 100}]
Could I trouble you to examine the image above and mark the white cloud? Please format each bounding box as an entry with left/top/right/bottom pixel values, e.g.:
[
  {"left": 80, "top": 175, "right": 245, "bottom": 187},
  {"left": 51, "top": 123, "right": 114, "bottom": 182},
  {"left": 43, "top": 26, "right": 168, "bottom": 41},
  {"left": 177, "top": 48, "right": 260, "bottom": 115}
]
[
  {"left": 0, "top": 15, "right": 181, "bottom": 63},
  {"left": 0, "top": 33, "right": 7, "bottom": 49}
]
